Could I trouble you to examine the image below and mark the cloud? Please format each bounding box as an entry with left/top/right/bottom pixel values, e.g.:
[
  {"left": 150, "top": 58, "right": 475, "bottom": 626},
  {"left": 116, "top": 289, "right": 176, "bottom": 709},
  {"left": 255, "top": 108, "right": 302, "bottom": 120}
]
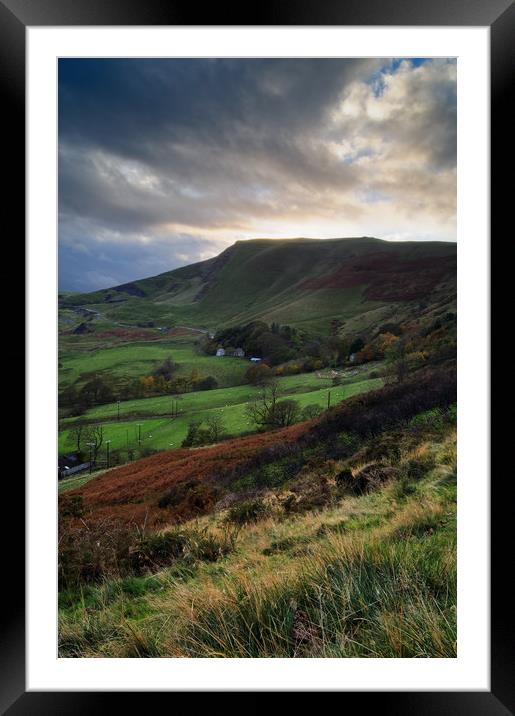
[{"left": 58, "top": 58, "right": 456, "bottom": 291}]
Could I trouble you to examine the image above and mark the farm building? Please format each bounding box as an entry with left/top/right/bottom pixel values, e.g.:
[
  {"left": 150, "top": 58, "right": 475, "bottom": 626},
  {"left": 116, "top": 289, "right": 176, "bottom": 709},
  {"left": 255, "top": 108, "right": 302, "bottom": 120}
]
[
  {"left": 58, "top": 453, "right": 90, "bottom": 480},
  {"left": 216, "top": 347, "right": 245, "bottom": 357}
]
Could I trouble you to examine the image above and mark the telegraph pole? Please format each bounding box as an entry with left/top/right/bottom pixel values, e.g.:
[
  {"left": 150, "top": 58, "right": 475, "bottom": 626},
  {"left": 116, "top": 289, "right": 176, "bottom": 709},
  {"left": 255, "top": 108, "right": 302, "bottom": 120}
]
[
  {"left": 137, "top": 424, "right": 142, "bottom": 445},
  {"left": 327, "top": 391, "right": 331, "bottom": 410}
]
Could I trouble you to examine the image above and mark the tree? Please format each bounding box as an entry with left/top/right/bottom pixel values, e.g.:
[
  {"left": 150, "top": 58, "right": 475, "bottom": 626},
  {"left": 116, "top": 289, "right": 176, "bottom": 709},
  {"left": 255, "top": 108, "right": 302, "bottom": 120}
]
[
  {"left": 328, "top": 335, "right": 351, "bottom": 365},
  {"left": 182, "top": 420, "right": 202, "bottom": 447},
  {"left": 83, "top": 424, "right": 104, "bottom": 463},
  {"left": 245, "top": 380, "right": 280, "bottom": 430},
  {"left": 181, "top": 420, "right": 212, "bottom": 447},
  {"left": 349, "top": 337, "right": 365, "bottom": 355},
  {"left": 246, "top": 383, "right": 300, "bottom": 429},
  {"left": 70, "top": 424, "right": 84, "bottom": 454},
  {"left": 195, "top": 375, "right": 218, "bottom": 391},
  {"left": 78, "top": 376, "right": 114, "bottom": 407},
  {"left": 207, "top": 413, "right": 225, "bottom": 442},
  {"left": 270, "top": 399, "right": 300, "bottom": 427},
  {"left": 153, "top": 356, "right": 178, "bottom": 381},
  {"left": 385, "top": 338, "right": 409, "bottom": 384},
  {"left": 246, "top": 362, "right": 273, "bottom": 386}
]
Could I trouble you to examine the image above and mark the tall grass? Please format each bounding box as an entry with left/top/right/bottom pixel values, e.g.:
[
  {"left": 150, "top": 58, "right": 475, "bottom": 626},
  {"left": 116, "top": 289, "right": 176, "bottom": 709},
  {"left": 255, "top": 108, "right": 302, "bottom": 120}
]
[
  {"left": 58, "top": 412, "right": 457, "bottom": 659},
  {"left": 163, "top": 498, "right": 456, "bottom": 658}
]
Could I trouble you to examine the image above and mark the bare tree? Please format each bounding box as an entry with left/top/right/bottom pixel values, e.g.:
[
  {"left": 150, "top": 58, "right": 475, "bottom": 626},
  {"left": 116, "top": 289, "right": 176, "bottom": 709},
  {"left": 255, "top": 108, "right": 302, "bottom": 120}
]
[
  {"left": 84, "top": 425, "right": 104, "bottom": 463},
  {"left": 207, "top": 413, "right": 225, "bottom": 442},
  {"left": 70, "top": 424, "right": 84, "bottom": 454},
  {"left": 246, "top": 380, "right": 290, "bottom": 430}
]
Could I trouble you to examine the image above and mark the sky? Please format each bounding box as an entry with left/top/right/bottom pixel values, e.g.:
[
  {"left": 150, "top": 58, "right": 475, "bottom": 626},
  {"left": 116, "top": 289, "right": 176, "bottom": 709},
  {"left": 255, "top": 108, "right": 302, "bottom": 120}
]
[{"left": 58, "top": 57, "right": 457, "bottom": 292}]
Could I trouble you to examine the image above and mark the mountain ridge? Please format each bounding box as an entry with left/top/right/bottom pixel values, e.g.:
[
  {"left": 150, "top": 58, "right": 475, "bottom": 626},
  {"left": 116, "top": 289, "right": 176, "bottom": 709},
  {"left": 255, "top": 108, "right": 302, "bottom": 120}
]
[{"left": 60, "top": 237, "right": 456, "bottom": 335}]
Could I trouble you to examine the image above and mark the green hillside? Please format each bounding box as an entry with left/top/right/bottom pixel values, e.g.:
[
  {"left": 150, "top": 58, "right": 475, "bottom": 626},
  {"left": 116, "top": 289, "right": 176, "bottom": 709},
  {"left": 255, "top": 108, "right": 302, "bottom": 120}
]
[{"left": 60, "top": 237, "right": 457, "bottom": 336}]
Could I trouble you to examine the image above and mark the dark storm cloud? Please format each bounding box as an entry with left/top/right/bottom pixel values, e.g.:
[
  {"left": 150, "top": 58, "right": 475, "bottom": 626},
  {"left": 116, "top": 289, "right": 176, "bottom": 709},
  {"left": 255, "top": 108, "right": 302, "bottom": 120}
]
[
  {"left": 58, "top": 58, "right": 457, "bottom": 291},
  {"left": 59, "top": 59, "right": 370, "bottom": 155}
]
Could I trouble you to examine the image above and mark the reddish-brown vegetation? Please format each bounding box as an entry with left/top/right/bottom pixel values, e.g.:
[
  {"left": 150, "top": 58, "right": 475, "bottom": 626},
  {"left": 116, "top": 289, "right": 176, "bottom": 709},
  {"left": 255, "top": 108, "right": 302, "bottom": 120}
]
[
  {"left": 96, "top": 328, "right": 162, "bottom": 340},
  {"left": 62, "top": 368, "right": 456, "bottom": 531},
  {"left": 65, "top": 423, "right": 309, "bottom": 527},
  {"left": 300, "top": 252, "right": 456, "bottom": 301}
]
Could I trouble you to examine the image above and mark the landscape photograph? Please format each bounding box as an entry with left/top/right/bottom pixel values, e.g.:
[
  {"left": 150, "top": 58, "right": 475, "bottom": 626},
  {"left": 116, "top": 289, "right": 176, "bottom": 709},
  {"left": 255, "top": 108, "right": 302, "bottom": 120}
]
[{"left": 57, "top": 57, "right": 457, "bottom": 659}]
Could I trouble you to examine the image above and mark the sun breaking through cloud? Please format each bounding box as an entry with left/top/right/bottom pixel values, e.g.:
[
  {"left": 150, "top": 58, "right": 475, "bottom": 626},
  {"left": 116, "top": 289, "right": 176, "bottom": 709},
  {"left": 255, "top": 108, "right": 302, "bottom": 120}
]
[{"left": 58, "top": 58, "right": 456, "bottom": 292}]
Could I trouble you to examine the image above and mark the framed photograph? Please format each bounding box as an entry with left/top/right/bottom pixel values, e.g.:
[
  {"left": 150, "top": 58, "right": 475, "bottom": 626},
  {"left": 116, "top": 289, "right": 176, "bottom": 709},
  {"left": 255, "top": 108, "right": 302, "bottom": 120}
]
[{"left": 4, "top": 0, "right": 508, "bottom": 710}]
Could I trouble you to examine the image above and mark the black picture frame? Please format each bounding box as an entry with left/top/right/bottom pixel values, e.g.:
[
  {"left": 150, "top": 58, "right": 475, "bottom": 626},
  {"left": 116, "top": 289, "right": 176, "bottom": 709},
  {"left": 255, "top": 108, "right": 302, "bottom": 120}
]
[{"left": 3, "top": 0, "right": 508, "bottom": 711}]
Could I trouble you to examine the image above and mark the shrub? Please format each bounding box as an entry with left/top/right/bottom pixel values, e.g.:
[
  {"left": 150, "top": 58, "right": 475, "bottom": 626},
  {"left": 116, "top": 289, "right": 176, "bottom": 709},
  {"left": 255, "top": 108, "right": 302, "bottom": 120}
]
[
  {"left": 246, "top": 363, "right": 272, "bottom": 385},
  {"left": 270, "top": 399, "right": 301, "bottom": 427},
  {"left": 130, "top": 525, "right": 239, "bottom": 571},
  {"left": 140, "top": 446, "right": 159, "bottom": 458},
  {"left": 311, "top": 368, "right": 456, "bottom": 442},
  {"left": 181, "top": 421, "right": 212, "bottom": 447},
  {"left": 195, "top": 376, "right": 218, "bottom": 391},
  {"left": 58, "top": 518, "right": 135, "bottom": 589},
  {"left": 185, "top": 525, "right": 240, "bottom": 562},
  {"left": 253, "top": 455, "right": 304, "bottom": 489},
  {"left": 130, "top": 530, "right": 189, "bottom": 572},
  {"left": 402, "top": 454, "right": 436, "bottom": 481},
  {"left": 408, "top": 408, "right": 445, "bottom": 433},
  {"left": 302, "top": 404, "right": 323, "bottom": 420},
  {"left": 226, "top": 498, "right": 270, "bottom": 525},
  {"left": 59, "top": 519, "right": 240, "bottom": 589},
  {"left": 60, "top": 494, "right": 85, "bottom": 518},
  {"left": 158, "top": 479, "right": 220, "bottom": 519},
  {"left": 337, "top": 464, "right": 399, "bottom": 495}
]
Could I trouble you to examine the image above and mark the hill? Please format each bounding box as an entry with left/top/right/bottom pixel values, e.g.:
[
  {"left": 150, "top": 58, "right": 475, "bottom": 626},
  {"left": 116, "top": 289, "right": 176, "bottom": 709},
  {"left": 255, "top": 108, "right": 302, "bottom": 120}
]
[
  {"left": 60, "top": 237, "right": 456, "bottom": 335},
  {"left": 58, "top": 366, "right": 457, "bottom": 658}
]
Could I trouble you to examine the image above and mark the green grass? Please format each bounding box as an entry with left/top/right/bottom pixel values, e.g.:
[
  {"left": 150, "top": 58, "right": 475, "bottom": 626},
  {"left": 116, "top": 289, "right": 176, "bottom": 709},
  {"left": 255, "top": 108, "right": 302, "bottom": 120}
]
[
  {"left": 58, "top": 425, "right": 457, "bottom": 658},
  {"left": 61, "top": 237, "right": 457, "bottom": 333},
  {"left": 58, "top": 470, "right": 107, "bottom": 494},
  {"left": 58, "top": 376, "right": 383, "bottom": 455},
  {"left": 59, "top": 340, "right": 249, "bottom": 389}
]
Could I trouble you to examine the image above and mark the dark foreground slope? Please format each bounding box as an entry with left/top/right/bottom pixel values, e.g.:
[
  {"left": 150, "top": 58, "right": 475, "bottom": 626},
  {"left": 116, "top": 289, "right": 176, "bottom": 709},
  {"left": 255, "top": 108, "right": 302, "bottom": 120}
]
[{"left": 60, "top": 237, "right": 456, "bottom": 334}]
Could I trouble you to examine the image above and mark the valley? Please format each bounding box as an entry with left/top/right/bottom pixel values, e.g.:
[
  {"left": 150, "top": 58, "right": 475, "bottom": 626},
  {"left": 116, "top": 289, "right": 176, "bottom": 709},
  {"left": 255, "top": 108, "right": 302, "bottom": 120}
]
[{"left": 58, "top": 237, "right": 457, "bottom": 658}]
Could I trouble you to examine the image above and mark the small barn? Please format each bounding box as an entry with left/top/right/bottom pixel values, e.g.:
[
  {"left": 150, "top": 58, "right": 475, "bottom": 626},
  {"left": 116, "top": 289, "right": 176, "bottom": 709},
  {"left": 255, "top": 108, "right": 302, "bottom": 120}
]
[
  {"left": 233, "top": 347, "right": 245, "bottom": 358},
  {"left": 58, "top": 453, "right": 90, "bottom": 480},
  {"left": 216, "top": 347, "right": 226, "bottom": 357}
]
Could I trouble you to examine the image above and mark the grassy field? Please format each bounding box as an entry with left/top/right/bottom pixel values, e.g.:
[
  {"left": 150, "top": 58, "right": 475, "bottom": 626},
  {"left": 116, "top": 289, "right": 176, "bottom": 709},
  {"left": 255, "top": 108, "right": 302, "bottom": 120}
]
[
  {"left": 59, "top": 418, "right": 457, "bottom": 658},
  {"left": 59, "top": 375, "right": 383, "bottom": 455},
  {"left": 58, "top": 469, "right": 109, "bottom": 494},
  {"left": 59, "top": 339, "right": 249, "bottom": 390}
]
